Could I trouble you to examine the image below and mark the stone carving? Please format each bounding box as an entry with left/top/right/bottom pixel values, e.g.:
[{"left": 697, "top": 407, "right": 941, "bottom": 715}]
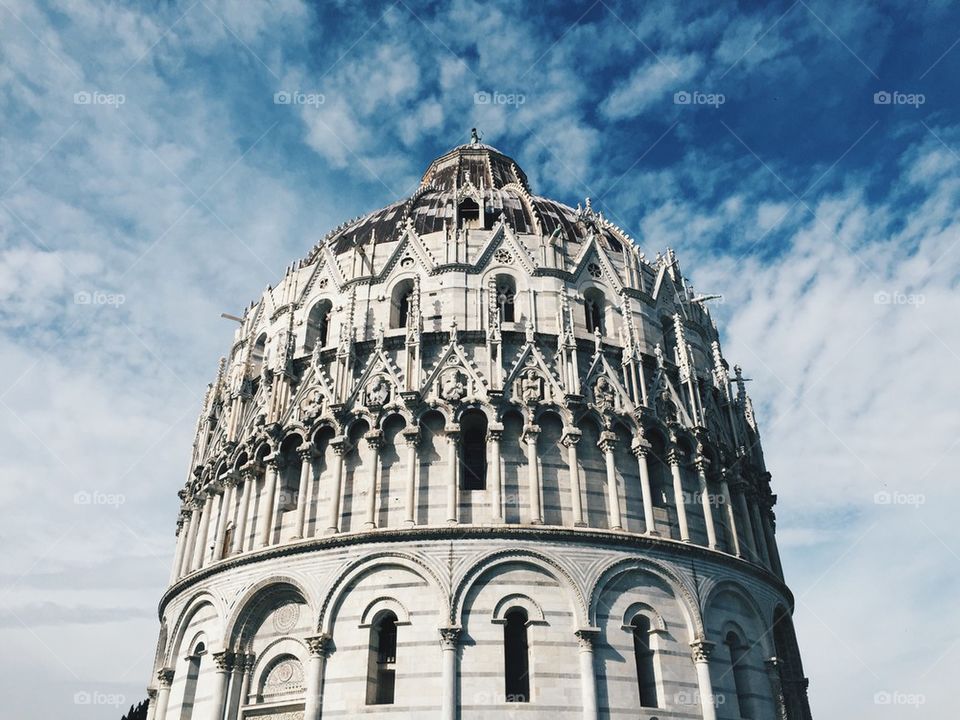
[
  {"left": 272, "top": 602, "right": 300, "bottom": 633},
  {"left": 594, "top": 376, "right": 614, "bottom": 411},
  {"left": 520, "top": 368, "right": 542, "bottom": 404},
  {"left": 366, "top": 375, "right": 391, "bottom": 406},
  {"left": 440, "top": 369, "right": 467, "bottom": 402}
]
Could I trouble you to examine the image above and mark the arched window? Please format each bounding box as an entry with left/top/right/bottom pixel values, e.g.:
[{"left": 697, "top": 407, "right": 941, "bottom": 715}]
[
  {"left": 250, "top": 333, "right": 267, "bottom": 376},
  {"left": 583, "top": 288, "right": 605, "bottom": 335},
  {"left": 278, "top": 435, "right": 304, "bottom": 513},
  {"left": 180, "top": 641, "right": 206, "bottom": 719},
  {"left": 305, "top": 300, "right": 332, "bottom": 351},
  {"left": 367, "top": 612, "right": 398, "bottom": 705},
  {"left": 460, "top": 411, "right": 487, "bottom": 490},
  {"left": 391, "top": 280, "right": 415, "bottom": 329},
  {"left": 458, "top": 197, "right": 481, "bottom": 229},
  {"left": 647, "top": 432, "right": 670, "bottom": 509},
  {"left": 504, "top": 608, "right": 530, "bottom": 702},
  {"left": 495, "top": 274, "right": 517, "bottom": 323},
  {"left": 726, "top": 630, "right": 752, "bottom": 717},
  {"left": 632, "top": 616, "right": 658, "bottom": 707}
]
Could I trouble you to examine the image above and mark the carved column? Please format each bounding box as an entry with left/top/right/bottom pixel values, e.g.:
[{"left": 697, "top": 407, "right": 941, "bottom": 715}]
[
  {"left": 145, "top": 688, "right": 158, "bottom": 720},
  {"left": 446, "top": 425, "right": 460, "bottom": 525},
  {"left": 599, "top": 431, "right": 623, "bottom": 530},
  {"left": 732, "top": 477, "right": 758, "bottom": 561},
  {"left": 326, "top": 437, "right": 347, "bottom": 534},
  {"left": 575, "top": 629, "right": 599, "bottom": 720},
  {"left": 234, "top": 654, "right": 255, "bottom": 718},
  {"left": 304, "top": 634, "right": 333, "bottom": 720},
  {"left": 563, "top": 429, "right": 585, "bottom": 526},
  {"left": 232, "top": 468, "right": 254, "bottom": 555},
  {"left": 153, "top": 668, "right": 174, "bottom": 720},
  {"left": 632, "top": 441, "right": 658, "bottom": 536},
  {"left": 695, "top": 455, "right": 719, "bottom": 550},
  {"left": 488, "top": 423, "right": 504, "bottom": 523},
  {"left": 748, "top": 491, "right": 772, "bottom": 566},
  {"left": 292, "top": 445, "right": 314, "bottom": 539},
  {"left": 170, "top": 509, "right": 190, "bottom": 584},
  {"left": 690, "top": 639, "right": 718, "bottom": 720},
  {"left": 181, "top": 500, "right": 201, "bottom": 576},
  {"left": 439, "top": 627, "right": 461, "bottom": 720},
  {"left": 363, "top": 430, "right": 383, "bottom": 529},
  {"left": 523, "top": 424, "right": 542, "bottom": 524},
  {"left": 258, "top": 456, "right": 280, "bottom": 547},
  {"left": 215, "top": 475, "right": 237, "bottom": 561},
  {"left": 191, "top": 491, "right": 214, "bottom": 570},
  {"left": 719, "top": 470, "right": 741, "bottom": 557},
  {"left": 402, "top": 428, "right": 420, "bottom": 526},
  {"left": 667, "top": 447, "right": 691, "bottom": 542},
  {"left": 210, "top": 650, "right": 233, "bottom": 720}
]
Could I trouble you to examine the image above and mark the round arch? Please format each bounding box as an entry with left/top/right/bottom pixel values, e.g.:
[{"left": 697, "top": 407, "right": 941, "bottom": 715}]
[
  {"left": 165, "top": 591, "right": 227, "bottom": 666},
  {"left": 224, "top": 576, "right": 314, "bottom": 648}
]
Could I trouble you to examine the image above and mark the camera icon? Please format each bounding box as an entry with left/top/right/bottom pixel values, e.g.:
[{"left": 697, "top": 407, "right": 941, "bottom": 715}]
[
  {"left": 874, "top": 691, "right": 891, "bottom": 705},
  {"left": 873, "top": 91, "right": 891, "bottom": 105},
  {"left": 74, "top": 691, "right": 92, "bottom": 705},
  {"left": 674, "top": 91, "right": 691, "bottom": 105},
  {"left": 474, "top": 91, "right": 491, "bottom": 105},
  {"left": 74, "top": 291, "right": 91, "bottom": 305},
  {"left": 74, "top": 91, "right": 91, "bottom": 105},
  {"left": 274, "top": 91, "right": 292, "bottom": 105},
  {"left": 74, "top": 491, "right": 92, "bottom": 505},
  {"left": 873, "top": 491, "right": 891, "bottom": 505},
  {"left": 873, "top": 291, "right": 890, "bottom": 305}
]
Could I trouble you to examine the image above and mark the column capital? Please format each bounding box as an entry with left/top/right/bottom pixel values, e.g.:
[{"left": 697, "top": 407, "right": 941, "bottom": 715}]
[
  {"left": 522, "top": 423, "right": 541, "bottom": 443},
  {"left": 364, "top": 429, "right": 384, "bottom": 451},
  {"left": 694, "top": 454, "right": 711, "bottom": 474},
  {"left": 222, "top": 470, "right": 240, "bottom": 489},
  {"left": 690, "top": 638, "right": 715, "bottom": 663},
  {"left": 305, "top": 633, "right": 333, "bottom": 658},
  {"left": 146, "top": 688, "right": 158, "bottom": 701},
  {"left": 574, "top": 628, "right": 600, "bottom": 649},
  {"left": 666, "top": 446, "right": 683, "bottom": 467},
  {"left": 561, "top": 428, "right": 582, "bottom": 447},
  {"left": 401, "top": 427, "right": 421, "bottom": 447},
  {"left": 297, "top": 442, "right": 315, "bottom": 460},
  {"left": 212, "top": 650, "right": 234, "bottom": 672},
  {"left": 438, "top": 626, "right": 462, "bottom": 650},
  {"left": 330, "top": 436, "right": 348, "bottom": 456},
  {"left": 241, "top": 652, "right": 257, "bottom": 673},
  {"left": 598, "top": 430, "right": 617, "bottom": 453},
  {"left": 488, "top": 422, "right": 504, "bottom": 442},
  {"left": 156, "top": 668, "right": 174, "bottom": 688},
  {"left": 631, "top": 438, "right": 651, "bottom": 458}
]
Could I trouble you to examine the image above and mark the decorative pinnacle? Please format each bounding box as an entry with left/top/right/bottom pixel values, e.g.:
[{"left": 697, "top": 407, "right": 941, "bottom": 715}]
[{"left": 470, "top": 128, "right": 480, "bottom": 144}]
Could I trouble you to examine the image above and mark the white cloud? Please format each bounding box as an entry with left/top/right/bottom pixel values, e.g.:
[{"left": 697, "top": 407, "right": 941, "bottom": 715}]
[{"left": 601, "top": 53, "right": 703, "bottom": 120}]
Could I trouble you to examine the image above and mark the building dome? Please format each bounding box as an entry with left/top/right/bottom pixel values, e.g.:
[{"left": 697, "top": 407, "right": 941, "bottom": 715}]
[{"left": 147, "top": 138, "right": 813, "bottom": 720}]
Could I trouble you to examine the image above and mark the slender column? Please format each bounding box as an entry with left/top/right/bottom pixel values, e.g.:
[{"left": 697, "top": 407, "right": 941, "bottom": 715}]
[
  {"left": 225, "top": 654, "right": 248, "bottom": 720},
  {"left": 599, "top": 431, "right": 623, "bottom": 530},
  {"left": 363, "top": 431, "right": 383, "bottom": 529},
  {"left": 575, "top": 629, "right": 599, "bottom": 720},
  {"left": 749, "top": 493, "right": 772, "bottom": 566},
  {"left": 488, "top": 424, "right": 504, "bottom": 523},
  {"left": 732, "top": 478, "right": 758, "bottom": 561},
  {"left": 210, "top": 651, "right": 233, "bottom": 720},
  {"left": 690, "top": 639, "right": 718, "bottom": 720},
  {"left": 153, "top": 669, "right": 174, "bottom": 720},
  {"left": 563, "top": 429, "right": 585, "bottom": 527},
  {"left": 439, "top": 627, "right": 461, "bottom": 720},
  {"left": 761, "top": 507, "right": 785, "bottom": 578},
  {"left": 719, "top": 471, "right": 741, "bottom": 556},
  {"left": 325, "top": 438, "right": 347, "bottom": 534},
  {"left": 258, "top": 457, "right": 280, "bottom": 547},
  {"left": 304, "top": 634, "right": 332, "bottom": 720},
  {"left": 293, "top": 445, "right": 313, "bottom": 539},
  {"left": 446, "top": 425, "right": 460, "bottom": 525},
  {"left": 765, "top": 657, "right": 788, "bottom": 720},
  {"left": 632, "top": 442, "right": 658, "bottom": 536},
  {"left": 402, "top": 428, "right": 420, "bottom": 526},
  {"left": 192, "top": 491, "right": 214, "bottom": 569},
  {"left": 236, "top": 654, "right": 255, "bottom": 715},
  {"left": 523, "top": 424, "right": 542, "bottom": 524},
  {"left": 232, "top": 469, "right": 253, "bottom": 555},
  {"left": 695, "top": 456, "right": 718, "bottom": 550},
  {"left": 181, "top": 501, "right": 201, "bottom": 576},
  {"left": 145, "top": 688, "right": 158, "bottom": 720},
  {"left": 170, "top": 509, "right": 190, "bottom": 583},
  {"left": 667, "top": 448, "right": 691, "bottom": 542},
  {"left": 215, "top": 477, "right": 236, "bottom": 561}
]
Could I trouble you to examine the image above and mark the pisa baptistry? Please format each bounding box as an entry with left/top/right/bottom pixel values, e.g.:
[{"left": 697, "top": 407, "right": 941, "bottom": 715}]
[{"left": 146, "top": 138, "right": 813, "bottom": 720}]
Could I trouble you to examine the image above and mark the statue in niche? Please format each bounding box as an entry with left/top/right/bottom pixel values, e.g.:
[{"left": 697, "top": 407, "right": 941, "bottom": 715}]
[
  {"left": 300, "top": 390, "right": 324, "bottom": 424},
  {"left": 366, "top": 375, "right": 390, "bottom": 406},
  {"left": 594, "top": 376, "right": 614, "bottom": 411},
  {"left": 521, "top": 368, "right": 543, "bottom": 404},
  {"left": 656, "top": 387, "right": 678, "bottom": 425},
  {"left": 440, "top": 369, "right": 467, "bottom": 403}
]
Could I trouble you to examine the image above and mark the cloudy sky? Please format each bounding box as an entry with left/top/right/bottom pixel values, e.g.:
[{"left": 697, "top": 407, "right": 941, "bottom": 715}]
[{"left": 1, "top": 0, "right": 958, "bottom": 717}]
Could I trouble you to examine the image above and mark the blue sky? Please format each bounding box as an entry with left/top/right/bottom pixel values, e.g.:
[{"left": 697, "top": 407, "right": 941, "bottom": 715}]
[{"left": 1, "top": 0, "right": 959, "bottom": 717}]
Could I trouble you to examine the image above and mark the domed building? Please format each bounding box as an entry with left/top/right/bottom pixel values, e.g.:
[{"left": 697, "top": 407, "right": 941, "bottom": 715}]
[{"left": 145, "top": 136, "right": 813, "bottom": 720}]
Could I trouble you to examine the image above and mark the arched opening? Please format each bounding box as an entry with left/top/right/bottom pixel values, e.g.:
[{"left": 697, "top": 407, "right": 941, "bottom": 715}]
[
  {"left": 367, "top": 612, "right": 398, "bottom": 705},
  {"left": 632, "top": 615, "right": 658, "bottom": 707},
  {"left": 583, "top": 288, "right": 606, "bottom": 335},
  {"left": 495, "top": 274, "right": 517, "bottom": 323},
  {"left": 179, "top": 640, "right": 206, "bottom": 719},
  {"left": 458, "top": 197, "right": 481, "bottom": 230},
  {"left": 647, "top": 431, "right": 670, "bottom": 509},
  {"left": 305, "top": 299, "right": 332, "bottom": 351},
  {"left": 391, "top": 279, "right": 415, "bottom": 329},
  {"left": 250, "top": 333, "right": 267, "bottom": 377},
  {"left": 460, "top": 410, "right": 487, "bottom": 491},
  {"left": 726, "top": 630, "right": 752, "bottom": 717},
  {"left": 504, "top": 608, "right": 530, "bottom": 702},
  {"left": 278, "top": 435, "right": 304, "bottom": 515}
]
